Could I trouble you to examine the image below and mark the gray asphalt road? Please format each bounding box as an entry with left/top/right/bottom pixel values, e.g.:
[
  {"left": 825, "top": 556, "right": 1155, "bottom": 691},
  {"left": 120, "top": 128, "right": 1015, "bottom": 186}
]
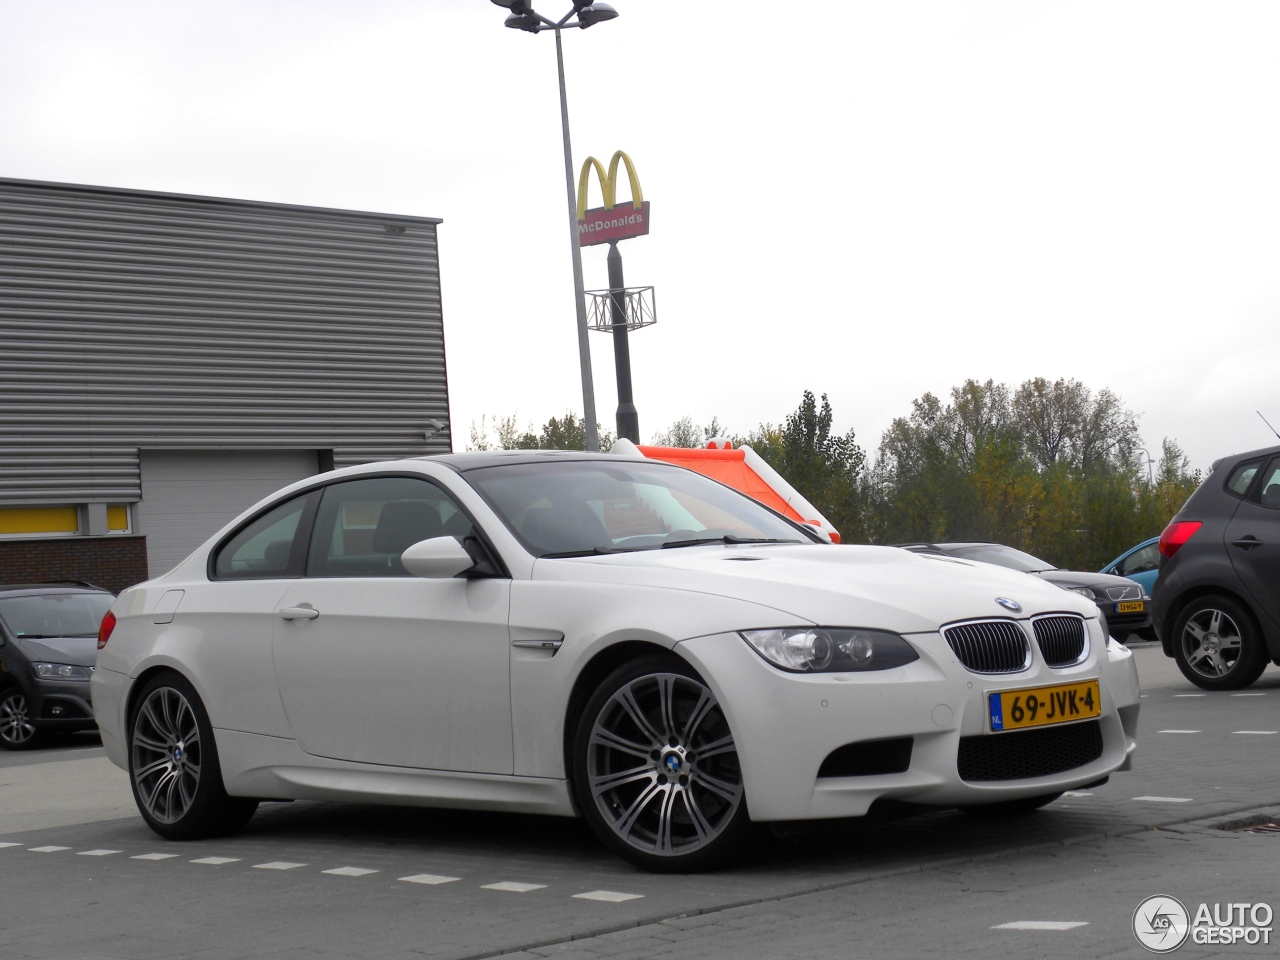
[{"left": 0, "top": 646, "right": 1276, "bottom": 959}]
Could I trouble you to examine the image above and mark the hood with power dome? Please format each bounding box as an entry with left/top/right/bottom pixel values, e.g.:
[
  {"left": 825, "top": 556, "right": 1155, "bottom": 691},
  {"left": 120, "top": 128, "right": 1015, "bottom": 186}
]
[{"left": 532, "top": 543, "right": 1098, "bottom": 635}]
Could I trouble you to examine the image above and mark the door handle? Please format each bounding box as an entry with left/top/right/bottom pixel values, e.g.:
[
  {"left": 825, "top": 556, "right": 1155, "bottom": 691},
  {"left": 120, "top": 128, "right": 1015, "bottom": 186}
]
[
  {"left": 1232, "top": 537, "right": 1264, "bottom": 550},
  {"left": 278, "top": 606, "right": 319, "bottom": 621}
]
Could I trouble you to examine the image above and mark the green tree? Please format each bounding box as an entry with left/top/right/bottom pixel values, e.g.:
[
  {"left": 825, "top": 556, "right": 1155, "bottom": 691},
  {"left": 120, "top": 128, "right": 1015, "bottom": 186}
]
[{"left": 748, "top": 391, "right": 866, "bottom": 542}]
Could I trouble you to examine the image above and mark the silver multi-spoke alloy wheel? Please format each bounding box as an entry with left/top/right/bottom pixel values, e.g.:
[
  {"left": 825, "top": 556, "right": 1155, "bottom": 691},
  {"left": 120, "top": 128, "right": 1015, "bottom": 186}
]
[
  {"left": 0, "top": 691, "right": 37, "bottom": 747},
  {"left": 1180, "top": 607, "right": 1244, "bottom": 679},
  {"left": 131, "top": 686, "right": 202, "bottom": 825},
  {"left": 586, "top": 672, "right": 743, "bottom": 858}
]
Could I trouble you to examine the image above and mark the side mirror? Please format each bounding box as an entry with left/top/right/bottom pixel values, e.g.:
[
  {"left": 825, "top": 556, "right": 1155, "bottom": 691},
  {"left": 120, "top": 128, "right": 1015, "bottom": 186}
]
[{"left": 401, "top": 536, "right": 475, "bottom": 579}]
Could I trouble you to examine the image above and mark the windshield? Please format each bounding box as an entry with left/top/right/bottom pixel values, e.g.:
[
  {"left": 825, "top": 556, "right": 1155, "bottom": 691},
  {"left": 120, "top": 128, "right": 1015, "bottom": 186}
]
[
  {"left": 464, "top": 460, "right": 815, "bottom": 558},
  {"left": 0, "top": 593, "right": 114, "bottom": 638},
  {"left": 939, "top": 543, "right": 1056, "bottom": 573}
]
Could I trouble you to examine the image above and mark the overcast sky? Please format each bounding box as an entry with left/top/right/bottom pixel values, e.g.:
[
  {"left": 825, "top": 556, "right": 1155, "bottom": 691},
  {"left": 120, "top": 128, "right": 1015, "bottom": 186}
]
[{"left": 3, "top": 1, "right": 1278, "bottom": 470}]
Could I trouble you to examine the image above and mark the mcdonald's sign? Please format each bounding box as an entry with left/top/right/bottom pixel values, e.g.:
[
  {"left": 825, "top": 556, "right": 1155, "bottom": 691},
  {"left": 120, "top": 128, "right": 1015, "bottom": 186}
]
[{"left": 576, "top": 150, "right": 650, "bottom": 247}]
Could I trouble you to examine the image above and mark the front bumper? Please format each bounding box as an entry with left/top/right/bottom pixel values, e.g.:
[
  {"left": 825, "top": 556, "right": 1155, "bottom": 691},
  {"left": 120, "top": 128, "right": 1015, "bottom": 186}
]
[
  {"left": 28, "top": 678, "right": 98, "bottom": 732},
  {"left": 1097, "top": 598, "right": 1152, "bottom": 634},
  {"left": 677, "top": 620, "right": 1140, "bottom": 821}
]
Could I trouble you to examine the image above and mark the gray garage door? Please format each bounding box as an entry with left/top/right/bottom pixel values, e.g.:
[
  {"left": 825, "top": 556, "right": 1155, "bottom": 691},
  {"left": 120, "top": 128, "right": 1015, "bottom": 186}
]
[{"left": 137, "top": 450, "right": 322, "bottom": 578}]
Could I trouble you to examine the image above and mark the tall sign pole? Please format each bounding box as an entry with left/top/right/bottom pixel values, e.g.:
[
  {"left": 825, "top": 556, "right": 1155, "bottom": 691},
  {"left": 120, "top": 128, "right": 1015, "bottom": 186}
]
[
  {"left": 554, "top": 28, "right": 600, "bottom": 452},
  {"left": 606, "top": 242, "right": 639, "bottom": 442},
  {"left": 577, "top": 150, "right": 653, "bottom": 445}
]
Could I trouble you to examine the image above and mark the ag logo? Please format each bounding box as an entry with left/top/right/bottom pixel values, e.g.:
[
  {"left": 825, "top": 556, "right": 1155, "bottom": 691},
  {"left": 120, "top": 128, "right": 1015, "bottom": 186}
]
[
  {"left": 1133, "top": 895, "right": 1190, "bottom": 953},
  {"left": 995, "top": 597, "right": 1021, "bottom": 612}
]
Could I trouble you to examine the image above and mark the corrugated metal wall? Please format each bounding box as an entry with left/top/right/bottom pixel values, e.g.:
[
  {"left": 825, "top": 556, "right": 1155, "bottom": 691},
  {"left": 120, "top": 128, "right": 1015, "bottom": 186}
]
[{"left": 0, "top": 177, "right": 450, "bottom": 505}]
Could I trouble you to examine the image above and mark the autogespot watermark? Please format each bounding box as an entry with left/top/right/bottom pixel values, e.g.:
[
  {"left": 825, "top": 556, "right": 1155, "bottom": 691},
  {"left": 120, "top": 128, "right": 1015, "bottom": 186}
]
[{"left": 1133, "top": 896, "right": 1273, "bottom": 952}]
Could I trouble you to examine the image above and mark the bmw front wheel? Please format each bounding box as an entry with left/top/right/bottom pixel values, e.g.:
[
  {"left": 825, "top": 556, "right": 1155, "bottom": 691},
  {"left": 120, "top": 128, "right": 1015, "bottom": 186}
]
[
  {"left": 128, "top": 671, "right": 258, "bottom": 840},
  {"left": 572, "top": 655, "right": 752, "bottom": 872}
]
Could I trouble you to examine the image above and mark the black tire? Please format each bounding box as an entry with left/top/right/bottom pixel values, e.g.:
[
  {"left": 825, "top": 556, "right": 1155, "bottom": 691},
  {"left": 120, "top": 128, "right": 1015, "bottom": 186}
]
[
  {"left": 127, "top": 671, "right": 258, "bottom": 840},
  {"left": 1171, "top": 594, "right": 1268, "bottom": 691},
  {"left": 959, "top": 791, "right": 1063, "bottom": 816},
  {"left": 571, "top": 654, "right": 753, "bottom": 872},
  {"left": 0, "top": 687, "right": 44, "bottom": 750}
]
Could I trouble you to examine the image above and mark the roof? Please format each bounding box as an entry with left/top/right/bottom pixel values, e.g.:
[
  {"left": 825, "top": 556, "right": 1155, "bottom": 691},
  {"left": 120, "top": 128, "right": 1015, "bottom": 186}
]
[
  {"left": 616, "top": 440, "right": 841, "bottom": 542},
  {"left": 0, "top": 584, "right": 113, "bottom": 597},
  {"left": 423, "top": 449, "right": 655, "bottom": 472},
  {"left": 0, "top": 176, "right": 442, "bottom": 225}
]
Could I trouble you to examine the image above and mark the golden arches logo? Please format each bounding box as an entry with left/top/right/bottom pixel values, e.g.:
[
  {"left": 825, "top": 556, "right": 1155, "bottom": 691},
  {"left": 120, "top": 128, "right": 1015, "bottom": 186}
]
[{"left": 577, "top": 150, "right": 644, "bottom": 221}]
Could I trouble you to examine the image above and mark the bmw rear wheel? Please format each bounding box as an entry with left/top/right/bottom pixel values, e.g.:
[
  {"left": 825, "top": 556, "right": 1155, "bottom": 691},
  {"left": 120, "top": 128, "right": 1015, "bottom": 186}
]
[
  {"left": 128, "top": 671, "right": 258, "bottom": 839},
  {"left": 573, "top": 655, "right": 752, "bottom": 872},
  {"left": 1173, "top": 595, "right": 1267, "bottom": 690},
  {"left": 0, "top": 689, "right": 41, "bottom": 750}
]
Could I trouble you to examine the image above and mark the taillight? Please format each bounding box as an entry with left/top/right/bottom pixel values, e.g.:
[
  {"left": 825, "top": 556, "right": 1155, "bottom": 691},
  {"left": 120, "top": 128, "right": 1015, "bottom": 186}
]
[
  {"left": 1158, "top": 520, "right": 1202, "bottom": 559},
  {"left": 97, "top": 610, "right": 117, "bottom": 650}
]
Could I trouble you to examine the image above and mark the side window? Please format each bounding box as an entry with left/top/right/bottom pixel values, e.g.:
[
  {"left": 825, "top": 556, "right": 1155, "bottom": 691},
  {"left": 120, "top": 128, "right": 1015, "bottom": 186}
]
[
  {"left": 1257, "top": 458, "right": 1280, "bottom": 510},
  {"left": 213, "top": 493, "right": 315, "bottom": 580},
  {"left": 306, "top": 476, "right": 477, "bottom": 578},
  {"left": 1225, "top": 459, "right": 1263, "bottom": 499},
  {"left": 1118, "top": 543, "right": 1159, "bottom": 577}
]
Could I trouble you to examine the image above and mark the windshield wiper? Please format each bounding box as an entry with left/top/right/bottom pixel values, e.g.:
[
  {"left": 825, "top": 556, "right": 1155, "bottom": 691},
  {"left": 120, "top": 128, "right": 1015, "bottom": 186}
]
[
  {"left": 540, "top": 547, "right": 620, "bottom": 559},
  {"left": 662, "top": 535, "right": 796, "bottom": 550}
]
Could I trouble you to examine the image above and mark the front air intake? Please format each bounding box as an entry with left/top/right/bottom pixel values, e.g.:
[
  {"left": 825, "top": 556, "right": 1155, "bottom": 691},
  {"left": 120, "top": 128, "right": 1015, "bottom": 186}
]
[
  {"left": 817, "top": 737, "right": 914, "bottom": 778},
  {"left": 1033, "top": 615, "right": 1088, "bottom": 667},
  {"left": 943, "top": 620, "right": 1029, "bottom": 674},
  {"left": 957, "top": 720, "right": 1103, "bottom": 781}
]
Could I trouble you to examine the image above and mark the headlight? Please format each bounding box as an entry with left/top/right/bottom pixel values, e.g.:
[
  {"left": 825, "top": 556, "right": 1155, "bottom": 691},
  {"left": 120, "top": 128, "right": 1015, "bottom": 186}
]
[
  {"left": 32, "top": 662, "right": 93, "bottom": 681},
  {"left": 739, "top": 628, "right": 919, "bottom": 673},
  {"left": 1058, "top": 585, "right": 1096, "bottom": 599}
]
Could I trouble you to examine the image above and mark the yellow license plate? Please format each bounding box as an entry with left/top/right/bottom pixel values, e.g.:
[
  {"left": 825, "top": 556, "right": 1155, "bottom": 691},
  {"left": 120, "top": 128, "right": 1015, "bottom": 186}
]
[
  {"left": 1116, "top": 601, "right": 1145, "bottom": 613},
  {"left": 989, "top": 679, "right": 1101, "bottom": 732}
]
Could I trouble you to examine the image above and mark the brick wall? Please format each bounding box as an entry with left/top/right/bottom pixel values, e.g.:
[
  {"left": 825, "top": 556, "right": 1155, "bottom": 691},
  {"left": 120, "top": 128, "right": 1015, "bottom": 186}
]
[{"left": 0, "top": 536, "right": 149, "bottom": 594}]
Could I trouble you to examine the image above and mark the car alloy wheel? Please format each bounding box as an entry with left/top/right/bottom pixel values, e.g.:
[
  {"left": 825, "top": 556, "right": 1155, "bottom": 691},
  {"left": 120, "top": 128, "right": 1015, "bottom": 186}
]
[
  {"left": 1181, "top": 607, "right": 1245, "bottom": 680},
  {"left": 0, "top": 691, "right": 38, "bottom": 748},
  {"left": 1173, "top": 595, "right": 1268, "bottom": 691},
  {"left": 584, "top": 668, "right": 744, "bottom": 863},
  {"left": 131, "top": 686, "right": 203, "bottom": 825}
]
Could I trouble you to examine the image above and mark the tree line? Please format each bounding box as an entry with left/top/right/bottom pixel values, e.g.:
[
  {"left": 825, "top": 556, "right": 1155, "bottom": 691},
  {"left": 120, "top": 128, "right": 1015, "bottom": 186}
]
[{"left": 468, "top": 377, "right": 1201, "bottom": 570}]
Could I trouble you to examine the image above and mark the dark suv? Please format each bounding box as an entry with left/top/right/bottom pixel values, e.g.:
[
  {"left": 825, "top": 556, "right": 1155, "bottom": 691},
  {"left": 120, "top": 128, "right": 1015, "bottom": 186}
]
[
  {"left": 1153, "top": 443, "right": 1280, "bottom": 689},
  {"left": 0, "top": 584, "right": 114, "bottom": 749}
]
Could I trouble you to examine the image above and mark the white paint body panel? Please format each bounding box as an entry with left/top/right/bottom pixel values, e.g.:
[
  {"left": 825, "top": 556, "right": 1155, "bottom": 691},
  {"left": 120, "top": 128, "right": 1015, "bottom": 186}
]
[
  {"left": 272, "top": 577, "right": 513, "bottom": 773},
  {"left": 92, "top": 455, "right": 1140, "bottom": 824}
]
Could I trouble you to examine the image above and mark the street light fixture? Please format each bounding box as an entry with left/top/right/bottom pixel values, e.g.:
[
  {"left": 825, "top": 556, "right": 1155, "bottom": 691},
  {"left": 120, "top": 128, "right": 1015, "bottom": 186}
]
[{"left": 490, "top": 0, "right": 621, "bottom": 451}]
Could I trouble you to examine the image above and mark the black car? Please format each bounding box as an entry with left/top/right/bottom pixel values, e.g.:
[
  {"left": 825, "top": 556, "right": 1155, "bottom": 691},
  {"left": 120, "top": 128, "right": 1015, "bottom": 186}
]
[
  {"left": 1153, "top": 443, "right": 1280, "bottom": 690},
  {"left": 0, "top": 584, "right": 114, "bottom": 749},
  {"left": 898, "top": 542, "right": 1153, "bottom": 640}
]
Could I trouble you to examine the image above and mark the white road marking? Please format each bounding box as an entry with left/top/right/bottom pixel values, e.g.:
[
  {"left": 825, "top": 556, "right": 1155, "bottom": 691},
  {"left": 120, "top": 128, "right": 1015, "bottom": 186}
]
[
  {"left": 1132, "top": 796, "right": 1193, "bottom": 803},
  {"left": 132, "top": 853, "right": 179, "bottom": 860},
  {"left": 1232, "top": 730, "right": 1277, "bottom": 735},
  {"left": 400, "top": 874, "right": 460, "bottom": 885},
  {"left": 322, "top": 866, "right": 378, "bottom": 877},
  {"left": 573, "top": 890, "right": 644, "bottom": 903},
  {"left": 1063, "top": 791, "right": 1094, "bottom": 798},
  {"left": 1158, "top": 729, "right": 1201, "bottom": 734},
  {"left": 28, "top": 846, "right": 71, "bottom": 853},
  {"left": 1173, "top": 693, "right": 1205, "bottom": 697},
  {"left": 77, "top": 849, "right": 122, "bottom": 856},
  {"left": 993, "top": 921, "right": 1088, "bottom": 931},
  {"left": 1230, "top": 693, "right": 1267, "bottom": 697},
  {"left": 482, "top": 881, "right": 546, "bottom": 893},
  {"left": 190, "top": 857, "right": 240, "bottom": 865},
  {"left": 0, "top": 843, "right": 21, "bottom": 849},
  {"left": 253, "top": 861, "right": 307, "bottom": 870}
]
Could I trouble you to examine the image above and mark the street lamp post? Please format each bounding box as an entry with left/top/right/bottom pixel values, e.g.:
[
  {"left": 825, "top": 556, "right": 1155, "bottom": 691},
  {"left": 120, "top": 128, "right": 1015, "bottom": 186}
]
[{"left": 491, "top": 0, "right": 619, "bottom": 452}]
